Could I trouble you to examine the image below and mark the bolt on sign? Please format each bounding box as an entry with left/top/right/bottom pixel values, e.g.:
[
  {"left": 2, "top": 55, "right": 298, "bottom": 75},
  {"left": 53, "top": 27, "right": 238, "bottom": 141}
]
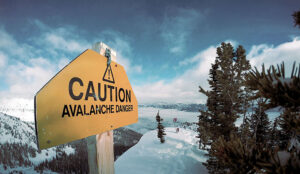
[{"left": 34, "top": 49, "right": 138, "bottom": 149}]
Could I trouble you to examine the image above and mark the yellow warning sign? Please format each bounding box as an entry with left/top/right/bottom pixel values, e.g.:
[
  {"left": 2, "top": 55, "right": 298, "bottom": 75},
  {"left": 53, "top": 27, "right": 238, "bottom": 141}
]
[{"left": 34, "top": 49, "right": 138, "bottom": 149}]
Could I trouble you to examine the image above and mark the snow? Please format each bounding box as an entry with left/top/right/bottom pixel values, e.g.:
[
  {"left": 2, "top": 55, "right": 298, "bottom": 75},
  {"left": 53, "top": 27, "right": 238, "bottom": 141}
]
[
  {"left": 29, "top": 148, "right": 57, "bottom": 165},
  {"left": 0, "top": 104, "right": 282, "bottom": 173},
  {"left": 64, "top": 145, "right": 75, "bottom": 155},
  {"left": 0, "top": 165, "right": 58, "bottom": 174},
  {"left": 0, "top": 112, "right": 36, "bottom": 146},
  {"left": 126, "top": 107, "right": 198, "bottom": 134},
  {"left": 29, "top": 143, "right": 75, "bottom": 165},
  {"left": 115, "top": 127, "right": 208, "bottom": 174},
  {"left": 235, "top": 112, "right": 280, "bottom": 127},
  {"left": 0, "top": 101, "right": 280, "bottom": 130},
  {"left": 138, "top": 107, "right": 198, "bottom": 122},
  {"left": 0, "top": 112, "right": 75, "bottom": 166},
  {"left": 29, "top": 144, "right": 75, "bottom": 165},
  {"left": 125, "top": 106, "right": 280, "bottom": 134}
]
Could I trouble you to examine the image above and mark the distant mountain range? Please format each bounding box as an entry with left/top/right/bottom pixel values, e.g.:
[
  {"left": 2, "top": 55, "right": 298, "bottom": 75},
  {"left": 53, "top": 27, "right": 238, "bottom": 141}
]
[
  {"left": 139, "top": 103, "right": 206, "bottom": 112},
  {"left": 0, "top": 102, "right": 206, "bottom": 123},
  {"left": 0, "top": 100, "right": 280, "bottom": 123},
  {"left": 139, "top": 103, "right": 282, "bottom": 113},
  {"left": 0, "top": 112, "right": 142, "bottom": 173}
]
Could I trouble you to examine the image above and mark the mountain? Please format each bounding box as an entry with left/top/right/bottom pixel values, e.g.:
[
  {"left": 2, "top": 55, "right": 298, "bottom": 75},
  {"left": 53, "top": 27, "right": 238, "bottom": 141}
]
[
  {"left": 139, "top": 103, "right": 206, "bottom": 112},
  {"left": 140, "top": 103, "right": 284, "bottom": 113},
  {"left": 0, "top": 112, "right": 142, "bottom": 173},
  {"left": 115, "top": 127, "right": 208, "bottom": 174}
]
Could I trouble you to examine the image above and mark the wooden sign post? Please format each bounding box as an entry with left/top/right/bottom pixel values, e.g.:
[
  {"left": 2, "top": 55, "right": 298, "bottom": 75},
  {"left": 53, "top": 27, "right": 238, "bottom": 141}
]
[
  {"left": 87, "top": 42, "right": 117, "bottom": 174},
  {"left": 34, "top": 42, "right": 138, "bottom": 174}
]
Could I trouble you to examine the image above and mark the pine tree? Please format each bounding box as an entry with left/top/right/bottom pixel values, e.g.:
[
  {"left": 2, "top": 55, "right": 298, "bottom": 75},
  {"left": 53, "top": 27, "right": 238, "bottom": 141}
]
[
  {"left": 293, "top": 10, "right": 300, "bottom": 28},
  {"left": 197, "top": 62, "right": 220, "bottom": 148},
  {"left": 198, "top": 42, "right": 252, "bottom": 173},
  {"left": 247, "top": 62, "right": 300, "bottom": 136},
  {"left": 205, "top": 62, "right": 300, "bottom": 173},
  {"left": 215, "top": 43, "right": 238, "bottom": 139},
  {"left": 156, "top": 111, "right": 166, "bottom": 143},
  {"left": 235, "top": 45, "right": 252, "bottom": 128},
  {"left": 249, "top": 100, "right": 271, "bottom": 145},
  {"left": 239, "top": 116, "right": 252, "bottom": 144},
  {"left": 197, "top": 12, "right": 300, "bottom": 172},
  {"left": 196, "top": 111, "right": 211, "bottom": 149},
  {"left": 270, "top": 117, "right": 280, "bottom": 146},
  {"left": 245, "top": 62, "right": 300, "bottom": 172}
]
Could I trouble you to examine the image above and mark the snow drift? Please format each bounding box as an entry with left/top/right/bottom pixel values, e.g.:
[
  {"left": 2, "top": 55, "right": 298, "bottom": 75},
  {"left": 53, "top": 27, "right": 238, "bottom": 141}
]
[{"left": 115, "top": 127, "right": 208, "bottom": 174}]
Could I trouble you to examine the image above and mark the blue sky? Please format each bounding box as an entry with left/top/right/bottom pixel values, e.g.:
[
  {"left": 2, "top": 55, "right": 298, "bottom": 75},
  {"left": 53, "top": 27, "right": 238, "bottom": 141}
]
[{"left": 0, "top": 0, "right": 300, "bottom": 106}]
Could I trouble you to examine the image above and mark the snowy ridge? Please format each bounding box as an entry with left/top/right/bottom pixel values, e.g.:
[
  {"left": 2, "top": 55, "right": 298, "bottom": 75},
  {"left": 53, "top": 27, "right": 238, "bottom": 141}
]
[
  {"left": 0, "top": 112, "right": 142, "bottom": 173},
  {"left": 0, "top": 112, "right": 75, "bottom": 173},
  {"left": 0, "top": 112, "right": 74, "bottom": 159},
  {"left": 115, "top": 127, "right": 208, "bottom": 174},
  {"left": 139, "top": 103, "right": 206, "bottom": 112},
  {"left": 0, "top": 112, "right": 36, "bottom": 147}
]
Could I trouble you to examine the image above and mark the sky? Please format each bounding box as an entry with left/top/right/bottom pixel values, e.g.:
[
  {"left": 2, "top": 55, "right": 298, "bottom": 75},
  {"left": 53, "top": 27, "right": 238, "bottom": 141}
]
[{"left": 0, "top": 0, "right": 300, "bottom": 107}]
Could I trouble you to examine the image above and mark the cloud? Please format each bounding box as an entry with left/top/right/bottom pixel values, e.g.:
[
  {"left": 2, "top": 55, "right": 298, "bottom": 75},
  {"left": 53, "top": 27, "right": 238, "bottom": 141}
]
[
  {"left": 0, "top": 23, "right": 88, "bottom": 121},
  {"left": 97, "top": 30, "right": 143, "bottom": 73},
  {"left": 0, "top": 22, "right": 143, "bottom": 121},
  {"left": 179, "top": 46, "right": 216, "bottom": 67},
  {"left": 132, "top": 65, "right": 142, "bottom": 73},
  {"left": 44, "top": 33, "right": 84, "bottom": 52},
  {"left": 134, "top": 45, "right": 217, "bottom": 104},
  {"left": 0, "top": 27, "right": 31, "bottom": 60},
  {"left": 0, "top": 28, "right": 16, "bottom": 49},
  {"left": 1, "top": 18, "right": 299, "bottom": 110},
  {"left": 0, "top": 21, "right": 141, "bottom": 116},
  {"left": 34, "top": 23, "right": 141, "bottom": 74},
  {"left": 32, "top": 23, "right": 90, "bottom": 56},
  {"left": 0, "top": 51, "right": 7, "bottom": 68},
  {"left": 0, "top": 43, "right": 69, "bottom": 121},
  {"left": 161, "top": 8, "right": 203, "bottom": 54},
  {"left": 0, "top": 24, "right": 78, "bottom": 101},
  {"left": 135, "top": 37, "right": 300, "bottom": 104},
  {"left": 58, "top": 58, "right": 71, "bottom": 70},
  {"left": 248, "top": 37, "right": 300, "bottom": 75},
  {"left": 1, "top": 57, "right": 62, "bottom": 99}
]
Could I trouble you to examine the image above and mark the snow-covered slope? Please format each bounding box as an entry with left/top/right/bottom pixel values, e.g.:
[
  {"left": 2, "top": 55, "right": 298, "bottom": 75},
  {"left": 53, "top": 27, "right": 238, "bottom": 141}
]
[
  {"left": 125, "top": 107, "right": 199, "bottom": 134},
  {"left": 115, "top": 127, "right": 208, "bottom": 174},
  {"left": 0, "top": 113, "right": 35, "bottom": 146},
  {"left": 0, "top": 112, "right": 75, "bottom": 172},
  {"left": 0, "top": 112, "right": 142, "bottom": 173}
]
